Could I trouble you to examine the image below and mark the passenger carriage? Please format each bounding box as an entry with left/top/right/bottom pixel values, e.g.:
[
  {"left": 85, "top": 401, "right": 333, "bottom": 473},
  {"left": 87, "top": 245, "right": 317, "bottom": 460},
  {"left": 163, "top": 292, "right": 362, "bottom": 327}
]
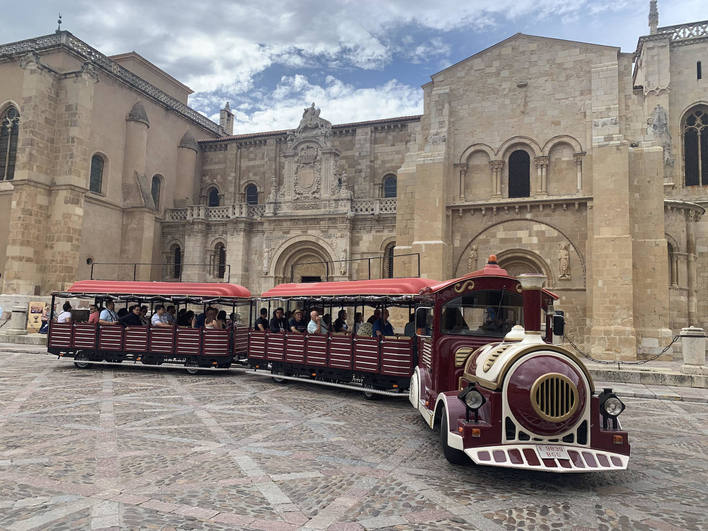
[
  {"left": 48, "top": 280, "right": 251, "bottom": 373},
  {"left": 254, "top": 278, "right": 439, "bottom": 397},
  {"left": 410, "top": 256, "right": 630, "bottom": 472}
]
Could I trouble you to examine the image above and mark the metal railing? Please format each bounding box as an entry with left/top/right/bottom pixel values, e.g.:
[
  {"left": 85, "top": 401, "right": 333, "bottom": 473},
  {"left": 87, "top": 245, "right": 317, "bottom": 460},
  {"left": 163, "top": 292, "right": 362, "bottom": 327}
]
[
  {"left": 290, "top": 253, "right": 421, "bottom": 282},
  {"left": 89, "top": 262, "right": 231, "bottom": 283}
]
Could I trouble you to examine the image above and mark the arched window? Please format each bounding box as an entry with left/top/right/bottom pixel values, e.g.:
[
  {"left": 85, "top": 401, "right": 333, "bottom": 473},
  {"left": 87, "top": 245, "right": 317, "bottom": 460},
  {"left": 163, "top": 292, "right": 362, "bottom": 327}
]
[
  {"left": 172, "top": 245, "right": 182, "bottom": 279},
  {"left": 214, "top": 243, "right": 226, "bottom": 279},
  {"left": 0, "top": 106, "right": 20, "bottom": 181},
  {"left": 683, "top": 107, "right": 708, "bottom": 186},
  {"left": 245, "top": 183, "right": 258, "bottom": 205},
  {"left": 207, "top": 187, "right": 220, "bottom": 206},
  {"left": 383, "top": 242, "right": 396, "bottom": 278},
  {"left": 89, "top": 154, "right": 104, "bottom": 193},
  {"left": 383, "top": 174, "right": 397, "bottom": 198},
  {"left": 151, "top": 175, "right": 162, "bottom": 209},
  {"left": 508, "top": 150, "right": 530, "bottom": 198}
]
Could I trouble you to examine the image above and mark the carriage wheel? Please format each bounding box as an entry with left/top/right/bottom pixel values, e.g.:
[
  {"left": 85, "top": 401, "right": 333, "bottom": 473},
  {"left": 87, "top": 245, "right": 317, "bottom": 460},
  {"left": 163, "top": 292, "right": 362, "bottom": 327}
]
[
  {"left": 185, "top": 360, "right": 199, "bottom": 375},
  {"left": 439, "top": 407, "right": 468, "bottom": 465},
  {"left": 74, "top": 351, "right": 91, "bottom": 369},
  {"left": 272, "top": 375, "right": 287, "bottom": 384},
  {"left": 362, "top": 389, "right": 378, "bottom": 400}
]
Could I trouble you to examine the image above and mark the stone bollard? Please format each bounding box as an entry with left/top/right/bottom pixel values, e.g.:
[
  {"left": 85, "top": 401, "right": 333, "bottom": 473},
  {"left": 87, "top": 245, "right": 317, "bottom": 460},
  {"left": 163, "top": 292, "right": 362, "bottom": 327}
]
[
  {"left": 680, "top": 327, "right": 706, "bottom": 374},
  {"left": 6, "top": 305, "right": 28, "bottom": 335}
]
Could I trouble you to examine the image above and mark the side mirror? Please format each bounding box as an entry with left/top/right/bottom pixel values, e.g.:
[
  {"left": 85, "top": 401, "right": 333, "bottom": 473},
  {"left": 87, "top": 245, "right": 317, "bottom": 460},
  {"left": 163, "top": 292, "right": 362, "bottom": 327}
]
[{"left": 553, "top": 311, "right": 565, "bottom": 337}]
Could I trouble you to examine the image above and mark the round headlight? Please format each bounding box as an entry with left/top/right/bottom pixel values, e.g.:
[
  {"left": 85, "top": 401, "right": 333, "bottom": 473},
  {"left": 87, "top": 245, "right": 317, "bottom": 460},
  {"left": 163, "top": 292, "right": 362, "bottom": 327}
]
[
  {"left": 603, "top": 396, "right": 625, "bottom": 417},
  {"left": 464, "top": 389, "right": 485, "bottom": 410}
]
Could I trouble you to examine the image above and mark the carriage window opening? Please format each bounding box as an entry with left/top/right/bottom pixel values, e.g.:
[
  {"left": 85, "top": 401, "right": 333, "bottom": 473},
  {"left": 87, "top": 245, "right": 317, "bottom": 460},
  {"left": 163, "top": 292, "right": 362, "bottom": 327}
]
[
  {"left": 151, "top": 175, "right": 162, "bottom": 209},
  {"left": 245, "top": 184, "right": 258, "bottom": 205},
  {"left": 683, "top": 108, "right": 708, "bottom": 186},
  {"left": 173, "top": 245, "right": 182, "bottom": 279},
  {"left": 215, "top": 243, "right": 226, "bottom": 279},
  {"left": 0, "top": 106, "right": 20, "bottom": 181},
  {"left": 508, "top": 150, "right": 530, "bottom": 198},
  {"left": 698, "top": 61, "right": 702, "bottom": 80},
  {"left": 89, "top": 154, "right": 104, "bottom": 193},
  {"left": 383, "top": 174, "right": 397, "bottom": 198},
  {"left": 441, "top": 290, "right": 523, "bottom": 336}
]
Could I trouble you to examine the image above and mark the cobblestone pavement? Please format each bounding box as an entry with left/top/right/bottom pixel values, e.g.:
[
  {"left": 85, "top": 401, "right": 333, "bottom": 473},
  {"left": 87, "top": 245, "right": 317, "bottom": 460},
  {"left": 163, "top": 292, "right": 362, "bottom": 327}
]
[{"left": 0, "top": 351, "right": 706, "bottom": 530}]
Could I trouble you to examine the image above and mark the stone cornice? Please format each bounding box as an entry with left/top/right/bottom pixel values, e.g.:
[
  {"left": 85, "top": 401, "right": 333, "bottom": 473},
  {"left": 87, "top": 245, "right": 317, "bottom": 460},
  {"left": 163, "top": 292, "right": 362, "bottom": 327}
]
[
  {"left": 448, "top": 196, "right": 591, "bottom": 216},
  {"left": 0, "top": 32, "right": 221, "bottom": 136},
  {"left": 664, "top": 199, "right": 705, "bottom": 221}
]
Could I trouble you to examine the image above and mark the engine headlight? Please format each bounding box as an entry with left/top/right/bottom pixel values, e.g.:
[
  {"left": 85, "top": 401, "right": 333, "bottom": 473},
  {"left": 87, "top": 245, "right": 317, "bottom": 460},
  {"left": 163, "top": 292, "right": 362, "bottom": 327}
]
[
  {"left": 602, "top": 396, "right": 625, "bottom": 418},
  {"left": 464, "top": 389, "right": 485, "bottom": 410}
]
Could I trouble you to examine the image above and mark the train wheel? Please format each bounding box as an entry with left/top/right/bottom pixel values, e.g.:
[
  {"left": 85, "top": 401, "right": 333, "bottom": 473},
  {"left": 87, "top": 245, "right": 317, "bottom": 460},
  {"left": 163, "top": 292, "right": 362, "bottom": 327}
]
[
  {"left": 440, "top": 407, "right": 468, "bottom": 465},
  {"left": 362, "top": 389, "right": 378, "bottom": 400},
  {"left": 272, "top": 375, "right": 287, "bottom": 384},
  {"left": 185, "top": 360, "right": 199, "bottom": 375},
  {"left": 74, "top": 351, "right": 91, "bottom": 369}
]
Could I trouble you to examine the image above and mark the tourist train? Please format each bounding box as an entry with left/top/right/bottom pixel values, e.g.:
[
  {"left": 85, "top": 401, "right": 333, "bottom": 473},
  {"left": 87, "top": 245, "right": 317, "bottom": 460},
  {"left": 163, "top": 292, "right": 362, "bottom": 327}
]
[{"left": 47, "top": 256, "right": 629, "bottom": 472}]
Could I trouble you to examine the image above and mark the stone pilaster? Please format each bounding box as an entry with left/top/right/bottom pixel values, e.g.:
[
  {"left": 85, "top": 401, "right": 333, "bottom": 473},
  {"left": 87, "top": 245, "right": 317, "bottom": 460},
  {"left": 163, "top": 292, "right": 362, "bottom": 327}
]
[
  {"left": 534, "top": 156, "right": 549, "bottom": 195},
  {"left": 182, "top": 221, "right": 207, "bottom": 282},
  {"left": 490, "top": 160, "right": 504, "bottom": 197}
]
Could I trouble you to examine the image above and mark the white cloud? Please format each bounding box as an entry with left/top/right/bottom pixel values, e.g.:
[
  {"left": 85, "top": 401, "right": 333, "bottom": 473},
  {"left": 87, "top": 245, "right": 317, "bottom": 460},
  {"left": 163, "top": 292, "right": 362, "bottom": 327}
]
[{"left": 230, "top": 75, "right": 423, "bottom": 134}]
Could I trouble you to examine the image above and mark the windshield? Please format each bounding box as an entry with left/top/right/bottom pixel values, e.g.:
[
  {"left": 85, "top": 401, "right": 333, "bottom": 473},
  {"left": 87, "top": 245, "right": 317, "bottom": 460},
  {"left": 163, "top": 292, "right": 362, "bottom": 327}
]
[{"left": 441, "top": 289, "right": 523, "bottom": 336}]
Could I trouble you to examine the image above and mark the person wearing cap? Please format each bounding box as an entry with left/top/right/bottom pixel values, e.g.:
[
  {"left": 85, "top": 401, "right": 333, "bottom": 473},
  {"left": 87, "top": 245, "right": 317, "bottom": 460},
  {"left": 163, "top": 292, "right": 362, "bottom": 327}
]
[{"left": 288, "top": 309, "right": 307, "bottom": 333}]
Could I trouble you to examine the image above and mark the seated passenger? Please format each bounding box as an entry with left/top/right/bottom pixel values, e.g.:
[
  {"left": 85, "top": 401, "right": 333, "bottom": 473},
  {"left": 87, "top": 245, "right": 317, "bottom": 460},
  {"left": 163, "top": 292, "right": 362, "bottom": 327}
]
[
  {"left": 356, "top": 320, "right": 373, "bottom": 337},
  {"left": 333, "top": 310, "right": 349, "bottom": 334},
  {"left": 404, "top": 313, "right": 416, "bottom": 338},
  {"left": 206, "top": 309, "right": 225, "bottom": 330},
  {"left": 88, "top": 304, "right": 99, "bottom": 325},
  {"left": 307, "top": 310, "right": 328, "bottom": 334},
  {"left": 372, "top": 309, "right": 394, "bottom": 338},
  {"left": 367, "top": 309, "right": 381, "bottom": 324},
  {"left": 165, "top": 305, "right": 176, "bottom": 325},
  {"left": 117, "top": 308, "right": 128, "bottom": 318},
  {"left": 270, "top": 308, "right": 287, "bottom": 333},
  {"left": 289, "top": 309, "right": 307, "bottom": 333},
  {"left": 57, "top": 301, "right": 72, "bottom": 323},
  {"left": 176, "top": 310, "right": 194, "bottom": 327},
  {"left": 443, "top": 307, "right": 468, "bottom": 333},
  {"left": 255, "top": 308, "right": 269, "bottom": 331},
  {"left": 119, "top": 305, "right": 142, "bottom": 327},
  {"left": 139, "top": 306, "right": 149, "bottom": 326},
  {"left": 353, "top": 312, "right": 363, "bottom": 335},
  {"left": 151, "top": 304, "right": 173, "bottom": 328},
  {"left": 99, "top": 300, "right": 119, "bottom": 325}
]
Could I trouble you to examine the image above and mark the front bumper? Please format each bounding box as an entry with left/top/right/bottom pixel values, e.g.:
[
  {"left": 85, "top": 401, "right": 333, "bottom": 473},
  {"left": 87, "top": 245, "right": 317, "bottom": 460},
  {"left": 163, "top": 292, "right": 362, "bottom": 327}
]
[{"left": 465, "top": 444, "right": 629, "bottom": 472}]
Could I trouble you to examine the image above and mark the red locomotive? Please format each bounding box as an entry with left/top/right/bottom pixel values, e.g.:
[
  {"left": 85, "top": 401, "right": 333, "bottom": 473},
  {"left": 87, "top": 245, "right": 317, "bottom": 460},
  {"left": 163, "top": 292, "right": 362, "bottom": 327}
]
[{"left": 47, "top": 256, "right": 629, "bottom": 472}]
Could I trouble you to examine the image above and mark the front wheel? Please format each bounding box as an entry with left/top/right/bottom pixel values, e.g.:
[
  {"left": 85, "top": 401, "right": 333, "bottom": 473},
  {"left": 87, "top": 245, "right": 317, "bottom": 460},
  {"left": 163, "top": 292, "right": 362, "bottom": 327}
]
[
  {"left": 74, "top": 351, "right": 91, "bottom": 369},
  {"left": 440, "top": 407, "right": 468, "bottom": 465},
  {"left": 185, "top": 359, "right": 199, "bottom": 375}
]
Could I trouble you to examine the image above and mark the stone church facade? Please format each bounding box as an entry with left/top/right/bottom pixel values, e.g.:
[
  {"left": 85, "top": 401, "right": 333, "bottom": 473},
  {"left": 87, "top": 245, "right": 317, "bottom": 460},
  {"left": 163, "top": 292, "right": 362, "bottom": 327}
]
[{"left": 0, "top": 5, "right": 707, "bottom": 359}]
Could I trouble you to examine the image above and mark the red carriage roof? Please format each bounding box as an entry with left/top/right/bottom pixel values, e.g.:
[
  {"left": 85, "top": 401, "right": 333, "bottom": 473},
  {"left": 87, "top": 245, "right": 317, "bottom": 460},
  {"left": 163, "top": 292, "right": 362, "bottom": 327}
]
[
  {"left": 60, "top": 280, "right": 251, "bottom": 299},
  {"left": 261, "top": 278, "right": 440, "bottom": 298}
]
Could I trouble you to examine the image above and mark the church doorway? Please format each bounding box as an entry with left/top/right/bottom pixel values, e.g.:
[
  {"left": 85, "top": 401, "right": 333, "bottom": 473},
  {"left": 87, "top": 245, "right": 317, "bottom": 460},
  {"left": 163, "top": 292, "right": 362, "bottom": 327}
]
[{"left": 273, "top": 240, "right": 334, "bottom": 284}]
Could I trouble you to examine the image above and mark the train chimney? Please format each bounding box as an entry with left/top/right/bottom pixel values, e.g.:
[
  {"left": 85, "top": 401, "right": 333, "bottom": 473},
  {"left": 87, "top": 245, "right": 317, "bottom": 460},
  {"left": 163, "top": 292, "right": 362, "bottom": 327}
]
[{"left": 517, "top": 273, "right": 546, "bottom": 334}]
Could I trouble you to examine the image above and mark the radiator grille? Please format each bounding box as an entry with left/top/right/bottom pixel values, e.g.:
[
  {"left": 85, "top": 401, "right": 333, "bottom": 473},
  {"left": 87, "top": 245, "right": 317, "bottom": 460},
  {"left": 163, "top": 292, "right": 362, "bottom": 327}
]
[
  {"left": 530, "top": 373, "right": 578, "bottom": 422},
  {"left": 421, "top": 339, "right": 432, "bottom": 369}
]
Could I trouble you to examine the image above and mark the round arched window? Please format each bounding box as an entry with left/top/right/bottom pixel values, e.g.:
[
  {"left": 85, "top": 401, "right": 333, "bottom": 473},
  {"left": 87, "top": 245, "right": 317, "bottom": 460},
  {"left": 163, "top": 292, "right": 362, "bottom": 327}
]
[
  {"left": 683, "top": 107, "right": 708, "bottom": 186},
  {"left": 151, "top": 175, "right": 162, "bottom": 209},
  {"left": 89, "top": 154, "right": 105, "bottom": 193},
  {"left": 383, "top": 175, "right": 397, "bottom": 198},
  {"left": 0, "top": 105, "right": 20, "bottom": 181},
  {"left": 508, "top": 150, "right": 530, "bottom": 198}
]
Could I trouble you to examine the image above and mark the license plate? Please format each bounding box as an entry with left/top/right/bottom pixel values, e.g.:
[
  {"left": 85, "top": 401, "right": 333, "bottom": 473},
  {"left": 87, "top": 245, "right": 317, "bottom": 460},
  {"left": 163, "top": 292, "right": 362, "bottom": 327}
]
[{"left": 536, "top": 445, "right": 570, "bottom": 460}]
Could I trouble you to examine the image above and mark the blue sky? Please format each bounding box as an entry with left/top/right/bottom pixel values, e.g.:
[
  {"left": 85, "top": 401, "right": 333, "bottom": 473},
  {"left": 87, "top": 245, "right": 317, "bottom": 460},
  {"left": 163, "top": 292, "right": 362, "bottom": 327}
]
[{"left": 3, "top": 0, "right": 707, "bottom": 133}]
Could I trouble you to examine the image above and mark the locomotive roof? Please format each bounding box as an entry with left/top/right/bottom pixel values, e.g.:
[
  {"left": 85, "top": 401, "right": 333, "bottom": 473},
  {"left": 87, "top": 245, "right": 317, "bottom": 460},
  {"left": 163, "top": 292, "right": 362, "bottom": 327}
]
[
  {"left": 429, "top": 259, "right": 559, "bottom": 300},
  {"left": 55, "top": 280, "right": 251, "bottom": 302},
  {"left": 261, "top": 277, "right": 440, "bottom": 302}
]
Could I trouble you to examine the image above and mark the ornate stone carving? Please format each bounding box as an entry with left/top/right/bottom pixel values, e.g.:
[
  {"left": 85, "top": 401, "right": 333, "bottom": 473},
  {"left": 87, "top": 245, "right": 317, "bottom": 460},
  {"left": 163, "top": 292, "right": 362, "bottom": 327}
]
[
  {"left": 339, "top": 248, "right": 348, "bottom": 276},
  {"left": 467, "top": 245, "right": 478, "bottom": 272},
  {"left": 558, "top": 243, "right": 571, "bottom": 280},
  {"left": 263, "top": 245, "right": 272, "bottom": 275},
  {"left": 294, "top": 143, "right": 321, "bottom": 198},
  {"left": 647, "top": 104, "right": 674, "bottom": 167},
  {"left": 333, "top": 159, "right": 352, "bottom": 198},
  {"left": 293, "top": 103, "right": 332, "bottom": 140}
]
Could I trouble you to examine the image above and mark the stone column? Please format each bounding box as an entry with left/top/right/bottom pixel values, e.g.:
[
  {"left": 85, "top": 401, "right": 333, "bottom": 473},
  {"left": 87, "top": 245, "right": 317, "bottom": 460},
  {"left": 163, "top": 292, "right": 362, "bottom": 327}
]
[
  {"left": 534, "top": 156, "right": 549, "bottom": 195},
  {"left": 574, "top": 152, "right": 585, "bottom": 193},
  {"left": 490, "top": 160, "right": 504, "bottom": 197},
  {"left": 175, "top": 131, "right": 198, "bottom": 207},
  {"left": 182, "top": 221, "right": 207, "bottom": 282},
  {"left": 686, "top": 210, "right": 698, "bottom": 325},
  {"left": 454, "top": 163, "right": 467, "bottom": 200}
]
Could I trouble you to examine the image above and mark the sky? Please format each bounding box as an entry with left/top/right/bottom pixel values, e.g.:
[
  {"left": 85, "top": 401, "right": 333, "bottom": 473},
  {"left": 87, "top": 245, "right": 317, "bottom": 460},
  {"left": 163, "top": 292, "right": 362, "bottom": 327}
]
[{"left": 2, "top": 0, "right": 707, "bottom": 134}]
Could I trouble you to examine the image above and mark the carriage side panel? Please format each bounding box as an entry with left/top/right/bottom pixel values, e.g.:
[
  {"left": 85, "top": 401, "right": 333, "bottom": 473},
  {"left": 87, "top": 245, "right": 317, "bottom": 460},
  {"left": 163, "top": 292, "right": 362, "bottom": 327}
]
[
  {"left": 48, "top": 322, "right": 73, "bottom": 349},
  {"left": 266, "top": 333, "right": 285, "bottom": 362},
  {"left": 150, "top": 327, "right": 175, "bottom": 354},
  {"left": 329, "top": 335, "right": 353, "bottom": 370},
  {"left": 124, "top": 327, "right": 148, "bottom": 353},
  {"left": 203, "top": 329, "right": 229, "bottom": 357},
  {"left": 305, "top": 335, "right": 328, "bottom": 367},
  {"left": 354, "top": 337, "right": 380, "bottom": 373},
  {"left": 176, "top": 328, "right": 201, "bottom": 356},
  {"left": 98, "top": 325, "right": 124, "bottom": 351},
  {"left": 285, "top": 333, "right": 305, "bottom": 364},
  {"left": 249, "top": 330, "right": 267, "bottom": 360},
  {"left": 380, "top": 337, "right": 414, "bottom": 377},
  {"left": 233, "top": 326, "right": 249, "bottom": 356}
]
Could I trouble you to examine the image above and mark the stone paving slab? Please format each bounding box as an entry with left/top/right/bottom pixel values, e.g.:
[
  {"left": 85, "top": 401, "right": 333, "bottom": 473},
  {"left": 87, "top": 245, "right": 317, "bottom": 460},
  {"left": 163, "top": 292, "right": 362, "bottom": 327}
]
[{"left": 0, "top": 350, "right": 707, "bottom": 530}]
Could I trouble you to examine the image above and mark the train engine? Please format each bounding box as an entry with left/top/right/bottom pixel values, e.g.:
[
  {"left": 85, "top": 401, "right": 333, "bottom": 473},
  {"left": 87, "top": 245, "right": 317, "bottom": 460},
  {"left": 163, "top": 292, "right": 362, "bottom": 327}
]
[{"left": 410, "top": 262, "right": 629, "bottom": 472}]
